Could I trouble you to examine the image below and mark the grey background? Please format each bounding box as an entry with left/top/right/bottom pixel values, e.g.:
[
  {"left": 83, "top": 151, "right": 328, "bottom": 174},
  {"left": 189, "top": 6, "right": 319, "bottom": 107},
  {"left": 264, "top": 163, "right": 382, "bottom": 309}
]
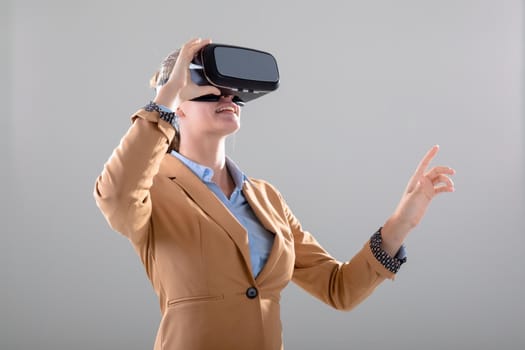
[{"left": 3, "top": 0, "right": 524, "bottom": 349}]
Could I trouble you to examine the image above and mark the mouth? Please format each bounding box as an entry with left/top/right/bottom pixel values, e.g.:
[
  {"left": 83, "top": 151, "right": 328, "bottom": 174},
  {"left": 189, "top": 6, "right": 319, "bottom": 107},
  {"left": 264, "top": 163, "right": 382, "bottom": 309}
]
[{"left": 215, "top": 104, "right": 238, "bottom": 115}]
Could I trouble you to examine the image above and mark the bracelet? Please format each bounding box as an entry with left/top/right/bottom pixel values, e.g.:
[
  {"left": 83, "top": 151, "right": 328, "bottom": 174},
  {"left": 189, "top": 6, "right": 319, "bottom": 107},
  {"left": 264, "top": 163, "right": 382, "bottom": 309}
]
[
  {"left": 144, "top": 101, "right": 178, "bottom": 129},
  {"left": 369, "top": 227, "right": 407, "bottom": 274}
]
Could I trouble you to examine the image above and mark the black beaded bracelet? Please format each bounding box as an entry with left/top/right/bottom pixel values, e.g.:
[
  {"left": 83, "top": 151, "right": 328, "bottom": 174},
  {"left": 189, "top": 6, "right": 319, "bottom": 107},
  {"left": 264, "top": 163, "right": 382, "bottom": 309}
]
[
  {"left": 144, "top": 101, "right": 178, "bottom": 129},
  {"left": 370, "top": 227, "right": 407, "bottom": 274}
]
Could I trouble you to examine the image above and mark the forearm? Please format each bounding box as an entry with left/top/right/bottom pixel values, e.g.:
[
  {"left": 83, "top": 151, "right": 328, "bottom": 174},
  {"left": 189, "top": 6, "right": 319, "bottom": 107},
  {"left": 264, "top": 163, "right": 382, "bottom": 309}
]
[
  {"left": 292, "top": 238, "right": 392, "bottom": 311},
  {"left": 94, "top": 109, "right": 175, "bottom": 236}
]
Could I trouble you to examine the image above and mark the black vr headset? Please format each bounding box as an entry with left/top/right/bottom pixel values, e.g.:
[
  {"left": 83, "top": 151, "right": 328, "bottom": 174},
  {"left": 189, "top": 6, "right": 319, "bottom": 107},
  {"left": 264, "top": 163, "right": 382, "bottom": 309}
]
[{"left": 189, "top": 44, "right": 280, "bottom": 106}]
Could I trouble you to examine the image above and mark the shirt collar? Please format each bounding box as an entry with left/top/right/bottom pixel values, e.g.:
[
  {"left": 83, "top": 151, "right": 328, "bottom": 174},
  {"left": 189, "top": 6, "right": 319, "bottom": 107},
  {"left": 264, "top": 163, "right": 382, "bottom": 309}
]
[{"left": 170, "top": 150, "right": 247, "bottom": 189}]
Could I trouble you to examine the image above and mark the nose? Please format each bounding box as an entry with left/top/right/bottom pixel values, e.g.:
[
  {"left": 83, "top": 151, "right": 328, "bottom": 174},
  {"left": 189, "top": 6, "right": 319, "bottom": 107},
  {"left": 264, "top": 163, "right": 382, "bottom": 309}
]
[{"left": 219, "top": 94, "right": 244, "bottom": 107}]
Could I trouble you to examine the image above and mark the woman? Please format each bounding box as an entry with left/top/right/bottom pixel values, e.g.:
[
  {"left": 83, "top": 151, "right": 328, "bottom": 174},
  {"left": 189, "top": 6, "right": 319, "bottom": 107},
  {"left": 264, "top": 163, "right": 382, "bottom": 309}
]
[{"left": 94, "top": 38, "right": 455, "bottom": 350}]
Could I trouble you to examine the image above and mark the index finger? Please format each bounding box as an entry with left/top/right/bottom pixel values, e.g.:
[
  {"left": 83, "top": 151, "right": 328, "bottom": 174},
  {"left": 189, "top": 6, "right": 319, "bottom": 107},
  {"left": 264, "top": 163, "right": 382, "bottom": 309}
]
[
  {"left": 177, "top": 37, "right": 212, "bottom": 65},
  {"left": 414, "top": 144, "right": 440, "bottom": 178}
]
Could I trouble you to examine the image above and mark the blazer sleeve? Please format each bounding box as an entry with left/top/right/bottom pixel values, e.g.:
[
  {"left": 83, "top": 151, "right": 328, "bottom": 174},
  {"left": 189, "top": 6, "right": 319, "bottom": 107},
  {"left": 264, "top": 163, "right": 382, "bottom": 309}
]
[
  {"left": 284, "top": 198, "right": 396, "bottom": 311},
  {"left": 93, "top": 109, "right": 176, "bottom": 245}
]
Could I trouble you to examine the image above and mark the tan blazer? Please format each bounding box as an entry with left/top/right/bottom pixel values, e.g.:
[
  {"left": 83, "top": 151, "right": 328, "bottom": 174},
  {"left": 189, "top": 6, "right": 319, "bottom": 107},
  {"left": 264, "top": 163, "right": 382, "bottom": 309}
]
[{"left": 94, "top": 109, "right": 395, "bottom": 350}]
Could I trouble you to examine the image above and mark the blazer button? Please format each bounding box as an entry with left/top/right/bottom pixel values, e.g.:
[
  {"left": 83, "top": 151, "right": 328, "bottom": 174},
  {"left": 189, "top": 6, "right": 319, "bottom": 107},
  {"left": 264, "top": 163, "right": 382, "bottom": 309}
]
[{"left": 246, "top": 287, "right": 258, "bottom": 299}]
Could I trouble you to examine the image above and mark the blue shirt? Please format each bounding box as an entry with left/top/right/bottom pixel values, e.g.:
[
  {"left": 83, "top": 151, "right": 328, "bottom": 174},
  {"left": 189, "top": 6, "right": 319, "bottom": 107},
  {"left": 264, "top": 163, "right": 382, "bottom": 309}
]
[{"left": 171, "top": 151, "right": 275, "bottom": 278}]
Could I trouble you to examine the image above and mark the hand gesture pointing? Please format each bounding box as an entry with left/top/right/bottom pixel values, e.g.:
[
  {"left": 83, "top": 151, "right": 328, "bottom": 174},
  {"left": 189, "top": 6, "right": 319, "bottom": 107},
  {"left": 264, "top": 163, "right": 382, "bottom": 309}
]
[{"left": 381, "top": 145, "right": 456, "bottom": 256}]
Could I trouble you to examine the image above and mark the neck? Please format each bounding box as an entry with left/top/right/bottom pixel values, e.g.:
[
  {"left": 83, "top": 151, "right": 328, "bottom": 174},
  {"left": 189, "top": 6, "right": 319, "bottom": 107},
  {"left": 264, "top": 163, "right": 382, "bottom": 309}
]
[{"left": 178, "top": 135, "right": 234, "bottom": 195}]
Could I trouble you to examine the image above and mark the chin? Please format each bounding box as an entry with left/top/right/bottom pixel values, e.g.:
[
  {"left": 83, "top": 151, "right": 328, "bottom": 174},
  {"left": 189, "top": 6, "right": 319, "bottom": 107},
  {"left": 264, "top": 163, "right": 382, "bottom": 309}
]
[
  {"left": 225, "top": 124, "right": 241, "bottom": 136},
  {"left": 222, "top": 118, "right": 240, "bottom": 132}
]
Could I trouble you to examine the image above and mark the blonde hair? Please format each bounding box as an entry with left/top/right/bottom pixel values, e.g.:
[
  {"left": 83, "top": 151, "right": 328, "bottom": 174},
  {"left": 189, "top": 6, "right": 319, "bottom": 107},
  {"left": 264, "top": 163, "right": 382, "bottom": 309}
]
[
  {"left": 150, "top": 49, "right": 181, "bottom": 152},
  {"left": 150, "top": 49, "right": 181, "bottom": 89}
]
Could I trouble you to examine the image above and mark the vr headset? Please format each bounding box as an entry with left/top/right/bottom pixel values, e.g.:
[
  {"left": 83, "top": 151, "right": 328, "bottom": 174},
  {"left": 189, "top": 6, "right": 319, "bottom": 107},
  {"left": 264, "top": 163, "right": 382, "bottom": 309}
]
[{"left": 190, "top": 44, "right": 280, "bottom": 106}]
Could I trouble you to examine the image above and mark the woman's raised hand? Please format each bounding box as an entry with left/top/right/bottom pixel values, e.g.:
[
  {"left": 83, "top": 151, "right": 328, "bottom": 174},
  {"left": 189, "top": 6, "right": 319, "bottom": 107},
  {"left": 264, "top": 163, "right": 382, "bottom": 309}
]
[
  {"left": 381, "top": 145, "right": 456, "bottom": 256},
  {"left": 153, "top": 38, "right": 221, "bottom": 111}
]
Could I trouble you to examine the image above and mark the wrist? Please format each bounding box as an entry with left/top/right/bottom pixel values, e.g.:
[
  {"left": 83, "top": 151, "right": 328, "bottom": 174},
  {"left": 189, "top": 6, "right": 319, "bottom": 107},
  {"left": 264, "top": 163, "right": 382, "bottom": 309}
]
[
  {"left": 143, "top": 101, "right": 179, "bottom": 130},
  {"left": 152, "top": 97, "right": 175, "bottom": 111},
  {"left": 381, "top": 216, "right": 412, "bottom": 256},
  {"left": 153, "top": 90, "right": 183, "bottom": 112}
]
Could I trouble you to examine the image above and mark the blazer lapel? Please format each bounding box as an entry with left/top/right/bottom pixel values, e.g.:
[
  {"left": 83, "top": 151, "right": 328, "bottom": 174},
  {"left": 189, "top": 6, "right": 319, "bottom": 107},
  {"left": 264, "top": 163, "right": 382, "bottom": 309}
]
[
  {"left": 158, "top": 154, "right": 254, "bottom": 278},
  {"left": 242, "top": 181, "right": 285, "bottom": 284}
]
